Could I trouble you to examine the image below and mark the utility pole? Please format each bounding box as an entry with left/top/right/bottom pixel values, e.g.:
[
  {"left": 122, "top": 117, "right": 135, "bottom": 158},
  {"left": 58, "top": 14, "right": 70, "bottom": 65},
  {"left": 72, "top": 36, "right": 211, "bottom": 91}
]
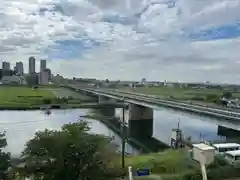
[{"left": 121, "top": 101, "right": 126, "bottom": 169}]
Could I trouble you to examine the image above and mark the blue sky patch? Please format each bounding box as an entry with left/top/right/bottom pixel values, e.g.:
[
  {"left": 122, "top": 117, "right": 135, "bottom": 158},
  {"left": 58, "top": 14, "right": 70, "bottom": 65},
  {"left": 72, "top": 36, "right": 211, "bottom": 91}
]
[
  {"left": 188, "top": 23, "right": 240, "bottom": 41},
  {"left": 45, "top": 39, "right": 101, "bottom": 59},
  {"left": 102, "top": 13, "right": 136, "bottom": 25}
]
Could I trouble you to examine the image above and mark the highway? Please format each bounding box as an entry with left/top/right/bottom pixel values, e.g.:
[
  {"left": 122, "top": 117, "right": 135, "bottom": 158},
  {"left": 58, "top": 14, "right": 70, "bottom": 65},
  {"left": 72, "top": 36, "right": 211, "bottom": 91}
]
[{"left": 67, "top": 85, "right": 240, "bottom": 121}]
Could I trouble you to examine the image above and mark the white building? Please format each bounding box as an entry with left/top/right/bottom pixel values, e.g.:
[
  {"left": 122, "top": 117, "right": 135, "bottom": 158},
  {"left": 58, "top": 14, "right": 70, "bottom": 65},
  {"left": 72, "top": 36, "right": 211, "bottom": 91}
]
[
  {"left": 16, "top": 61, "right": 24, "bottom": 75},
  {"left": 39, "top": 70, "right": 49, "bottom": 85},
  {"left": 2, "top": 75, "right": 26, "bottom": 84},
  {"left": 28, "top": 57, "right": 35, "bottom": 74}
]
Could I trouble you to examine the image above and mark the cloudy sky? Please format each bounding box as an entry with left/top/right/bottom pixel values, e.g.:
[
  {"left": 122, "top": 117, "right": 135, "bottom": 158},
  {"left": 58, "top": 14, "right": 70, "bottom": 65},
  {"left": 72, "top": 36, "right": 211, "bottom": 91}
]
[{"left": 1, "top": 0, "right": 240, "bottom": 83}]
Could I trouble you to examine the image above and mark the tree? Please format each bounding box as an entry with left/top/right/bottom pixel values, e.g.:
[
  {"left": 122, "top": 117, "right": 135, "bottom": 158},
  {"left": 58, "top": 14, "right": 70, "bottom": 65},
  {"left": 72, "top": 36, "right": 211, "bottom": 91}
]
[
  {"left": 18, "top": 121, "right": 120, "bottom": 180},
  {"left": 0, "top": 132, "right": 11, "bottom": 179},
  {"left": 222, "top": 92, "right": 232, "bottom": 99}
]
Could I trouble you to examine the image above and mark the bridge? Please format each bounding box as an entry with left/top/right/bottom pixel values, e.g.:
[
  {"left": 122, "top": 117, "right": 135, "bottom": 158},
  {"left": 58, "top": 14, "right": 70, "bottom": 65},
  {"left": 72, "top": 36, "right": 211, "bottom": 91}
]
[{"left": 64, "top": 84, "right": 240, "bottom": 139}]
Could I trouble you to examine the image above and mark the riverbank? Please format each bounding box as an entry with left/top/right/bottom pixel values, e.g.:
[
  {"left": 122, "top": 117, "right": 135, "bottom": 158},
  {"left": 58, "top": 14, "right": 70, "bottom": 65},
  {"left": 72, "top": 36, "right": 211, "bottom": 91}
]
[{"left": 0, "top": 86, "right": 98, "bottom": 110}]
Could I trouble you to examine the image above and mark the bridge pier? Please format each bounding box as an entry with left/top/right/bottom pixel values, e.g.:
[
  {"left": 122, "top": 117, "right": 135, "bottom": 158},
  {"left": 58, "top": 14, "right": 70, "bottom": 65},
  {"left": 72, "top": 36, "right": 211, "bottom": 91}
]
[
  {"left": 98, "top": 96, "right": 115, "bottom": 116},
  {"left": 128, "top": 104, "right": 153, "bottom": 138},
  {"left": 217, "top": 126, "right": 240, "bottom": 138},
  {"left": 99, "top": 106, "right": 115, "bottom": 117}
]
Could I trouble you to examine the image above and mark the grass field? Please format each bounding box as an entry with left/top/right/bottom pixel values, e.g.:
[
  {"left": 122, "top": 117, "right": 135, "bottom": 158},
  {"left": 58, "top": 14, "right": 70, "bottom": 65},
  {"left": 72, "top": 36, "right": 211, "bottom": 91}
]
[
  {"left": 120, "top": 86, "right": 240, "bottom": 105},
  {"left": 0, "top": 86, "right": 55, "bottom": 108}
]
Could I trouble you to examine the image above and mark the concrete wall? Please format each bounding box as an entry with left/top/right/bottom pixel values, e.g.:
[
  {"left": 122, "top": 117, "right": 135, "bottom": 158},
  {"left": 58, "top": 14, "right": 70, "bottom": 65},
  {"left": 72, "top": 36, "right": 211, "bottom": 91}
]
[{"left": 128, "top": 104, "right": 154, "bottom": 138}]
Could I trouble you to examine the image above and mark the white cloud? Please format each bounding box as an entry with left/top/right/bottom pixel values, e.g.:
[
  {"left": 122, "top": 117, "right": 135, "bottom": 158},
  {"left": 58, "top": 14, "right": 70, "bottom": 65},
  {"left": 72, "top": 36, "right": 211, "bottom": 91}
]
[{"left": 0, "top": 0, "right": 240, "bottom": 83}]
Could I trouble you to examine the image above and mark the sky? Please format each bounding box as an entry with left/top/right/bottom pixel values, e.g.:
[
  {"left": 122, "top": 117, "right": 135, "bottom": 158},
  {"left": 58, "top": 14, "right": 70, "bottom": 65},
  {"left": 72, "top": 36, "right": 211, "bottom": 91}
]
[{"left": 1, "top": 0, "right": 240, "bottom": 83}]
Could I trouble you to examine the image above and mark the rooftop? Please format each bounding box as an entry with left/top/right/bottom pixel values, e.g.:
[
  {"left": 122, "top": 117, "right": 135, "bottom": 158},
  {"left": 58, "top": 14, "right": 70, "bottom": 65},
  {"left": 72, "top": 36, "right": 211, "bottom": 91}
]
[
  {"left": 192, "top": 143, "right": 215, "bottom": 151},
  {"left": 212, "top": 143, "right": 240, "bottom": 148}
]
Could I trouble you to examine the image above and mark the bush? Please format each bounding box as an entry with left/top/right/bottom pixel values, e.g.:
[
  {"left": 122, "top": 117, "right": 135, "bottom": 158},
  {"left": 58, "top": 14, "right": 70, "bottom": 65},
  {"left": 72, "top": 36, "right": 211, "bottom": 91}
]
[{"left": 222, "top": 92, "right": 232, "bottom": 99}]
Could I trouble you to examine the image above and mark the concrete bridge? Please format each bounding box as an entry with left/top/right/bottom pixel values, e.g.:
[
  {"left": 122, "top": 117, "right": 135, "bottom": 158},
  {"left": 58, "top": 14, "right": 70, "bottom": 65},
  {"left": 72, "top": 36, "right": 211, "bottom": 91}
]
[{"left": 64, "top": 84, "right": 240, "bottom": 139}]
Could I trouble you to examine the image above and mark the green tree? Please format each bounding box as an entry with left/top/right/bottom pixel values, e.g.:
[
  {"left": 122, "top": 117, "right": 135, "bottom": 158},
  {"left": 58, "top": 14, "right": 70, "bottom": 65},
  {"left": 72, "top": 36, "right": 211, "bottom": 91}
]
[
  {"left": 18, "top": 121, "right": 120, "bottom": 180},
  {"left": 222, "top": 92, "right": 232, "bottom": 99},
  {"left": 0, "top": 132, "right": 11, "bottom": 179}
]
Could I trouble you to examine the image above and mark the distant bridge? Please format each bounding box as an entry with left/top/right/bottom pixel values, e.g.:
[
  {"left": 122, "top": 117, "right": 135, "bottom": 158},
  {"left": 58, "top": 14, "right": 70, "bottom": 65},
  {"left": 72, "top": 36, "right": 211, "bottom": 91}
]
[{"left": 64, "top": 84, "right": 240, "bottom": 139}]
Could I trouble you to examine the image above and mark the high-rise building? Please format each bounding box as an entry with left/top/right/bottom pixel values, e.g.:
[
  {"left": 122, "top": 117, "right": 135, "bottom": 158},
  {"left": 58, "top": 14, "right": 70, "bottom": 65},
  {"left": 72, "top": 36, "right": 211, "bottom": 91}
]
[
  {"left": 40, "top": 59, "right": 46, "bottom": 71},
  {"left": 2, "top": 61, "right": 10, "bottom": 70},
  {"left": 16, "top": 61, "right": 24, "bottom": 75},
  {"left": 28, "top": 56, "right": 35, "bottom": 74},
  {"left": 39, "top": 69, "right": 49, "bottom": 85},
  {"left": 43, "top": 68, "right": 51, "bottom": 81}
]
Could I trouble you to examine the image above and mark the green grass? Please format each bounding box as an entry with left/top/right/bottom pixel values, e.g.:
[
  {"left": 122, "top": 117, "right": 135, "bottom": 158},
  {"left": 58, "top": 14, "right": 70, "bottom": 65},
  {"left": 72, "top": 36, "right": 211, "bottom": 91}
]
[
  {"left": 0, "top": 86, "right": 55, "bottom": 107},
  {"left": 120, "top": 86, "right": 240, "bottom": 105},
  {"left": 123, "top": 150, "right": 199, "bottom": 175}
]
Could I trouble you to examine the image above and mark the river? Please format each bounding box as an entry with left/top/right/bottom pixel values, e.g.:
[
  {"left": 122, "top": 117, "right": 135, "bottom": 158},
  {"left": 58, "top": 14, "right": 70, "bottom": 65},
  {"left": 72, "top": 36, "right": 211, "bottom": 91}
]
[
  {"left": 0, "top": 109, "right": 138, "bottom": 157},
  {"left": 115, "top": 107, "right": 240, "bottom": 145},
  {"left": 1, "top": 107, "right": 240, "bottom": 157}
]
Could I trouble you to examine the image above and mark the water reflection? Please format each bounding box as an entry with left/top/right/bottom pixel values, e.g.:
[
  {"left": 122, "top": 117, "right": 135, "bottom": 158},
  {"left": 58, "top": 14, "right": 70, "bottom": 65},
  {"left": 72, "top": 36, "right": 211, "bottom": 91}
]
[
  {"left": 115, "top": 107, "right": 240, "bottom": 145},
  {"left": 0, "top": 109, "right": 137, "bottom": 157}
]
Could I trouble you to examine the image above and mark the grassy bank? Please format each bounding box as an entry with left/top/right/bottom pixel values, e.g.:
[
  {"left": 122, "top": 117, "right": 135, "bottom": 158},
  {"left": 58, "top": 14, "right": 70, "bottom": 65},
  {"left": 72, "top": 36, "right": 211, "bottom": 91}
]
[{"left": 0, "top": 86, "right": 88, "bottom": 110}]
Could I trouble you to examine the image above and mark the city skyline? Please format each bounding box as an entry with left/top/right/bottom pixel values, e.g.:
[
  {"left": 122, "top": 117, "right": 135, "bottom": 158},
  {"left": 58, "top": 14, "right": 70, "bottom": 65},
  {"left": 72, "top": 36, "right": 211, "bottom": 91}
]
[{"left": 1, "top": 57, "right": 49, "bottom": 75}]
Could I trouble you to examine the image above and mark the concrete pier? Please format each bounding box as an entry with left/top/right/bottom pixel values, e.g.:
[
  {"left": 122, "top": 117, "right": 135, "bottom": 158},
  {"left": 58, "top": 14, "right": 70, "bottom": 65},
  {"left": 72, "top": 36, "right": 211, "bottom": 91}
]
[
  {"left": 217, "top": 126, "right": 240, "bottom": 138},
  {"left": 98, "top": 96, "right": 115, "bottom": 116},
  {"left": 128, "top": 104, "right": 153, "bottom": 138}
]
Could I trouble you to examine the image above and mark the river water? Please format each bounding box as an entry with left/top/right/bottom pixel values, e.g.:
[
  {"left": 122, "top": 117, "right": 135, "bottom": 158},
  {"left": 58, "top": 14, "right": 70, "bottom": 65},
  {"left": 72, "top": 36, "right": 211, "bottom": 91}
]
[
  {"left": 1, "top": 107, "right": 240, "bottom": 157},
  {"left": 116, "top": 107, "right": 240, "bottom": 144},
  {"left": 0, "top": 109, "right": 137, "bottom": 157}
]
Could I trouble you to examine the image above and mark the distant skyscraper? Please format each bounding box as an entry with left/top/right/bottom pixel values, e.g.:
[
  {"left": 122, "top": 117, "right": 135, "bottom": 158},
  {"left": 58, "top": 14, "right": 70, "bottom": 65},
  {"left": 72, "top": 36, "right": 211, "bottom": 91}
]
[
  {"left": 39, "top": 69, "right": 49, "bottom": 85},
  {"left": 16, "top": 61, "right": 24, "bottom": 75},
  {"left": 29, "top": 57, "right": 35, "bottom": 74},
  {"left": 44, "top": 68, "right": 51, "bottom": 81},
  {"left": 2, "top": 61, "right": 10, "bottom": 70},
  {"left": 40, "top": 59, "right": 47, "bottom": 71}
]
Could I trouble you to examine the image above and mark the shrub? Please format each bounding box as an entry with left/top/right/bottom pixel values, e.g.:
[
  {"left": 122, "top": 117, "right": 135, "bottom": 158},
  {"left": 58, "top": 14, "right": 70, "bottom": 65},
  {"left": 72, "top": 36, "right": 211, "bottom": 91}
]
[{"left": 222, "top": 92, "right": 232, "bottom": 99}]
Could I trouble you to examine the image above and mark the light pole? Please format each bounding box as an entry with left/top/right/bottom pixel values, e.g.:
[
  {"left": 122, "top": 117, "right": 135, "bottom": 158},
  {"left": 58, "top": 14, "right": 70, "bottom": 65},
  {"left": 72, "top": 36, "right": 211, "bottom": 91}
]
[{"left": 121, "top": 98, "right": 126, "bottom": 169}]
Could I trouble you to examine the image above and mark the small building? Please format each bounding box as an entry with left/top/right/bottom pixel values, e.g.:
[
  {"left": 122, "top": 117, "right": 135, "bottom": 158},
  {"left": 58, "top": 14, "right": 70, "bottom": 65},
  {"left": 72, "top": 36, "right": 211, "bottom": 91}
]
[{"left": 192, "top": 143, "right": 215, "bottom": 165}]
